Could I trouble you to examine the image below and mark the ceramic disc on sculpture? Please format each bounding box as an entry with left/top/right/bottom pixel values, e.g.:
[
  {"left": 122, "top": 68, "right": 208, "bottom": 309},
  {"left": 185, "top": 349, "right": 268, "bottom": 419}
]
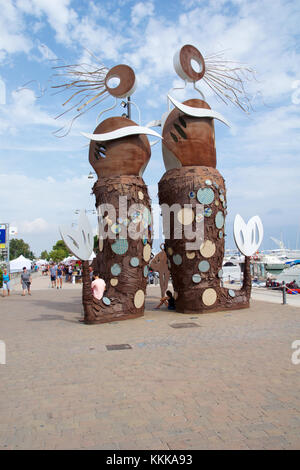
[
  {"left": 186, "top": 251, "right": 195, "bottom": 259},
  {"left": 123, "top": 218, "right": 129, "bottom": 226},
  {"left": 200, "top": 240, "right": 216, "bottom": 258},
  {"left": 189, "top": 191, "right": 196, "bottom": 199},
  {"left": 130, "top": 257, "right": 139, "bottom": 267},
  {"left": 143, "top": 244, "right": 151, "bottom": 262},
  {"left": 205, "top": 179, "right": 212, "bottom": 185},
  {"left": 144, "top": 266, "right": 149, "bottom": 278},
  {"left": 223, "top": 201, "right": 227, "bottom": 209},
  {"left": 173, "top": 254, "right": 182, "bottom": 265},
  {"left": 111, "top": 223, "right": 121, "bottom": 234},
  {"left": 168, "top": 247, "right": 173, "bottom": 256},
  {"left": 219, "top": 194, "right": 225, "bottom": 202},
  {"left": 202, "top": 288, "right": 217, "bottom": 306},
  {"left": 111, "top": 239, "right": 128, "bottom": 255},
  {"left": 102, "top": 296, "right": 111, "bottom": 306},
  {"left": 142, "top": 235, "right": 148, "bottom": 245},
  {"left": 111, "top": 263, "right": 121, "bottom": 276},
  {"left": 215, "top": 211, "right": 225, "bottom": 229},
  {"left": 197, "top": 188, "right": 214, "bottom": 205},
  {"left": 219, "top": 189, "right": 224, "bottom": 194},
  {"left": 228, "top": 289, "right": 236, "bottom": 298},
  {"left": 198, "top": 260, "right": 210, "bottom": 272},
  {"left": 213, "top": 182, "right": 219, "bottom": 189},
  {"left": 218, "top": 269, "right": 223, "bottom": 278},
  {"left": 204, "top": 208, "right": 212, "bottom": 217},
  {"left": 99, "top": 238, "right": 104, "bottom": 252},
  {"left": 174, "top": 291, "right": 178, "bottom": 300},
  {"left": 132, "top": 211, "right": 142, "bottom": 224},
  {"left": 177, "top": 207, "right": 194, "bottom": 225},
  {"left": 134, "top": 289, "right": 145, "bottom": 309},
  {"left": 110, "top": 278, "right": 118, "bottom": 286},
  {"left": 138, "top": 191, "right": 144, "bottom": 200},
  {"left": 219, "top": 231, "right": 223, "bottom": 239},
  {"left": 192, "top": 274, "right": 201, "bottom": 283},
  {"left": 196, "top": 213, "right": 204, "bottom": 223},
  {"left": 215, "top": 200, "right": 219, "bottom": 206}
]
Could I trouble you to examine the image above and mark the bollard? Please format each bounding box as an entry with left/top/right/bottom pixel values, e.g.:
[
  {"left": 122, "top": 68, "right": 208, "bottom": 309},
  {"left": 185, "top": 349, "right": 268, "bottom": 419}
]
[{"left": 282, "top": 282, "right": 287, "bottom": 305}]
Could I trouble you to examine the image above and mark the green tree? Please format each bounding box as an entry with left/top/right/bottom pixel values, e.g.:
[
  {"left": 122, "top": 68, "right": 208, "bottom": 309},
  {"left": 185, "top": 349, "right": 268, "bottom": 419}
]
[
  {"left": 9, "top": 238, "right": 34, "bottom": 260},
  {"left": 48, "top": 240, "right": 69, "bottom": 262},
  {"left": 40, "top": 250, "right": 50, "bottom": 260},
  {"left": 49, "top": 248, "right": 67, "bottom": 263}
]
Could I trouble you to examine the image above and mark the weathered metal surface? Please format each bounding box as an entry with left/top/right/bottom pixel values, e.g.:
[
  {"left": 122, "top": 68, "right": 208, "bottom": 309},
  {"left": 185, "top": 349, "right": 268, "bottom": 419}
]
[
  {"left": 105, "top": 64, "right": 136, "bottom": 98},
  {"left": 89, "top": 117, "right": 151, "bottom": 178},
  {"left": 162, "top": 99, "right": 217, "bottom": 170}
]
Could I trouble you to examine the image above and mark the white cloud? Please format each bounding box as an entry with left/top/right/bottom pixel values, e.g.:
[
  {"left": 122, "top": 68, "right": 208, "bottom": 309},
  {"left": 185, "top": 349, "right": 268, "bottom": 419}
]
[
  {"left": 0, "top": 0, "right": 32, "bottom": 60},
  {"left": 19, "top": 217, "right": 50, "bottom": 234},
  {"left": 131, "top": 1, "right": 154, "bottom": 26},
  {"left": 0, "top": 88, "right": 56, "bottom": 134}
]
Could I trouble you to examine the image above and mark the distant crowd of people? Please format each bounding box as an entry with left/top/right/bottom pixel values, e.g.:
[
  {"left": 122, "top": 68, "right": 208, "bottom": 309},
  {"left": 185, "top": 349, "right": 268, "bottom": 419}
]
[{"left": 41, "top": 263, "right": 83, "bottom": 288}]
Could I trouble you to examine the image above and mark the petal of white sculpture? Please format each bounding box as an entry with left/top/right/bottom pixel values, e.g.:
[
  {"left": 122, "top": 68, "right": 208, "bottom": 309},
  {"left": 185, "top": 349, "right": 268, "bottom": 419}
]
[
  {"left": 167, "top": 94, "right": 230, "bottom": 127},
  {"left": 234, "top": 214, "right": 263, "bottom": 257},
  {"left": 59, "top": 211, "right": 94, "bottom": 261},
  {"left": 81, "top": 125, "right": 162, "bottom": 142}
]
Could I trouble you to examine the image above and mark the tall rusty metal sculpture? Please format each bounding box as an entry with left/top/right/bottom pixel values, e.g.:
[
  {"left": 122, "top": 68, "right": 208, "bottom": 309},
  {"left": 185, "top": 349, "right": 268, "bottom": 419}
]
[
  {"left": 58, "top": 62, "right": 161, "bottom": 324},
  {"left": 157, "top": 45, "right": 262, "bottom": 313}
]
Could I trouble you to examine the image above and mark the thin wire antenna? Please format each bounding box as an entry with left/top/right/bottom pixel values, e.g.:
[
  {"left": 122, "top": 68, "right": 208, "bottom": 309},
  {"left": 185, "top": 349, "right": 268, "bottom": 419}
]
[
  {"left": 51, "top": 50, "right": 110, "bottom": 136},
  {"left": 202, "top": 51, "right": 257, "bottom": 112}
]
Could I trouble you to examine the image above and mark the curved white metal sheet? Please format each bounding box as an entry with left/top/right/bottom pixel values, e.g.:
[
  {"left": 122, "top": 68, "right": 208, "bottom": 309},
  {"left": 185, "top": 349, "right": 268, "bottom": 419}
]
[
  {"left": 233, "top": 214, "right": 264, "bottom": 257},
  {"left": 167, "top": 94, "right": 230, "bottom": 127},
  {"left": 81, "top": 125, "right": 163, "bottom": 142},
  {"left": 59, "top": 210, "right": 93, "bottom": 261}
]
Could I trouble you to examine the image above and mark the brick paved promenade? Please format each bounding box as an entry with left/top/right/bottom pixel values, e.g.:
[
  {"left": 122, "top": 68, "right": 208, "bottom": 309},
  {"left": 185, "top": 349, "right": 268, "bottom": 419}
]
[{"left": 0, "top": 276, "right": 299, "bottom": 449}]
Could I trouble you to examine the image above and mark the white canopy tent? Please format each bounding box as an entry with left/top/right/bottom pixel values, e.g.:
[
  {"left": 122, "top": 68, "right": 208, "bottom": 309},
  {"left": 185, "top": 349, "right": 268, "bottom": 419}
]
[
  {"left": 35, "top": 259, "right": 48, "bottom": 266},
  {"left": 10, "top": 255, "right": 32, "bottom": 273}
]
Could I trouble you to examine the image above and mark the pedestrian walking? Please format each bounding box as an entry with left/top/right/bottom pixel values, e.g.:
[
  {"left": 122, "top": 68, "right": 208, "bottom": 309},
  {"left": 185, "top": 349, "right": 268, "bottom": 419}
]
[
  {"left": 56, "top": 265, "right": 63, "bottom": 289},
  {"left": 21, "top": 267, "right": 32, "bottom": 296},
  {"left": 49, "top": 264, "right": 57, "bottom": 288},
  {"left": 2, "top": 268, "right": 11, "bottom": 297}
]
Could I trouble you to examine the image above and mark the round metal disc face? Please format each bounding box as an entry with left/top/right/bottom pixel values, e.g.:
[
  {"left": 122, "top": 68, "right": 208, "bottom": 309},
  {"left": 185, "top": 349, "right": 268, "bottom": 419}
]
[
  {"left": 143, "top": 244, "right": 151, "bottom": 262},
  {"left": 134, "top": 290, "right": 145, "bottom": 309},
  {"left": 173, "top": 254, "right": 182, "bottom": 265},
  {"left": 198, "top": 260, "right": 210, "bottom": 272},
  {"left": 200, "top": 240, "right": 216, "bottom": 258},
  {"left": 130, "top": 257, "right": 139, "bottom": 267},
  {"left": 202, "top": 288, "right": 217, "bottom": 306},
  {"left": 110, "top": 278, "right": 118, "bottom": 286},
  {"left": 197, "top": 188, "right": 214, "bottom": 205},
  {"left": 102, "top": 296, "right": 111, "bottom": 306},
  {"left": 177, "top": 207, "right": 194, "bottom": 225},
  {"left": 192, "top": 274, "right": 201, "bottom": 283},
  {"left": 215, "top": 212, "right": 225, "bottom": 229},
  {"left": 111, "top": 239, "right": 128, "bottom": 255},
  {"left": 111, "top": 263, "right": 121, "bottom": 276}
]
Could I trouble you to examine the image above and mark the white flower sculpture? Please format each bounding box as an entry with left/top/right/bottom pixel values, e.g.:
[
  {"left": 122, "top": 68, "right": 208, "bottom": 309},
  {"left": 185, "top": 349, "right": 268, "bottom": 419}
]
[
  {"left": 233, "top": 214, "right": 263, "bottom": 257},
  {"left": 59, "top": 210, "right": 93, "bottom": 261}
]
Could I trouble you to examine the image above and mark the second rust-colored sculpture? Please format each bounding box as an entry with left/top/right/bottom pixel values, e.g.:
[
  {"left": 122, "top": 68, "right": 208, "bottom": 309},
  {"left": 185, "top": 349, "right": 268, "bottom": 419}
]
[{"left": 158, "top": 45, "right": 252, "bottom": 314}]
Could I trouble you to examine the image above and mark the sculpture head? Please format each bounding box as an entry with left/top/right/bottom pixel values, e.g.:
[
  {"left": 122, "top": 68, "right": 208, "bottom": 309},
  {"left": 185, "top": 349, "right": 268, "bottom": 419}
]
[
  {"left": 88, "top": 116, "right": 151, "bottom": 178},
  {"left": 162, "top": 98, "right": 216, "bottom": 170}
]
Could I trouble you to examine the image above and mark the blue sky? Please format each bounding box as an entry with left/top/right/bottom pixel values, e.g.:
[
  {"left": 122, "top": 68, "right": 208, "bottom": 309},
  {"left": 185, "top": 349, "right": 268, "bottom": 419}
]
[{"left": 0, "top": 0, "right": 300, "bottom": 256}]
